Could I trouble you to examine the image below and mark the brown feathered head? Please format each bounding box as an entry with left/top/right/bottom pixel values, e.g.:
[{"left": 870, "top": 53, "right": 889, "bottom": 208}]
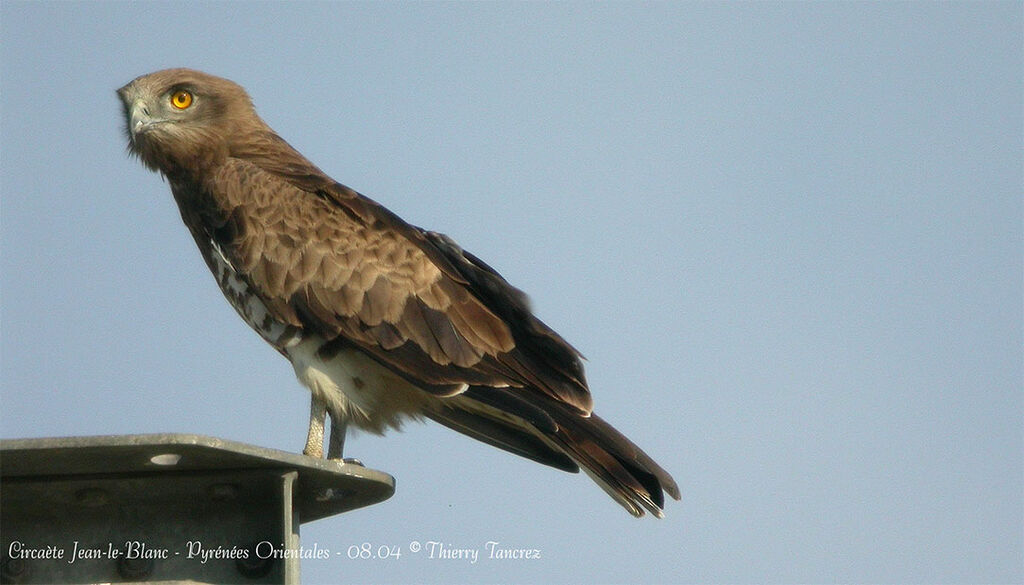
[{"left": 117, "top": 68, "right": 268, "bottom": 178}]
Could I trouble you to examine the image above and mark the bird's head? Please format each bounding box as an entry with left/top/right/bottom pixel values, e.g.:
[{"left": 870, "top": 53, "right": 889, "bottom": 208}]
[{"left": 117, "top": 68, "right": 265, "bottom": 178}]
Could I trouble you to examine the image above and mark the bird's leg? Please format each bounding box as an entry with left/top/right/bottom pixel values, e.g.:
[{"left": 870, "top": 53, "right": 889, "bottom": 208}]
[
  {"left": 327, "top": 411, "right": 363, "bottom": 466},
  {"left": 326, "top": 411, "right": 346, "bottom": 459},
  {"left": 303, "top": 396, "right": 327, "bottom": 459}
]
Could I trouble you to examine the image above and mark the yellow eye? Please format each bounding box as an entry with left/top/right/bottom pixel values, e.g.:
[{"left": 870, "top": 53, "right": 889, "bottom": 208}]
[{"left": 170, "top": 90, "right": 193, "bottom": 109}]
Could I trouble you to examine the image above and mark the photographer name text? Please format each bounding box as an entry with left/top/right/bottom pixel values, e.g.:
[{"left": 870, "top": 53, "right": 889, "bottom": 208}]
[{"left": 6, "top": 539, "right": 541, "bottom": 565}]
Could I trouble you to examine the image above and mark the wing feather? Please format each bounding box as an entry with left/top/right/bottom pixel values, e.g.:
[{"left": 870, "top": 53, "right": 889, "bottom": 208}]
[{"left": 211, "top": 151, "right": 592, "bottom": 413}]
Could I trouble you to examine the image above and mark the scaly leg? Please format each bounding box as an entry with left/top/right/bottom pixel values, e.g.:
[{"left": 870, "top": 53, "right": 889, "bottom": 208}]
[
  {"left": 327, "top": 410, "right": 346, "bottom": 459},
  {"left": 326, "top": 411, "right": 363, "bottom": 466},
  {"left": 303, "top": 396, "right": 327, "bottom": 458}
]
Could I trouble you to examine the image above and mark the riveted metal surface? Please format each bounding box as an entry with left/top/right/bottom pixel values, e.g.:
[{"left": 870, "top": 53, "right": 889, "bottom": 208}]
[{"left": 0, "top": 434, "right": 394, "bottom": 584}]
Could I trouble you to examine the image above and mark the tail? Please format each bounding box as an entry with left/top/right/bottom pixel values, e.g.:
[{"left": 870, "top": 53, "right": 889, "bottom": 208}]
[{"left": 424, "top": 387, "right": 681, "bottom": 518}]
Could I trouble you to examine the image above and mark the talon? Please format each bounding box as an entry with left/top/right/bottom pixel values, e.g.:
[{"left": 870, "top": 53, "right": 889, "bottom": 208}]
[{"left": 341, "top": 457, "right": 364, "bottom": 467}]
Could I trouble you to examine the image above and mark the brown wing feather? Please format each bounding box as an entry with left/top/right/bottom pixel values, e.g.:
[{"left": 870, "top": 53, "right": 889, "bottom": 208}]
[{"left": 207, "top": 154, "right": 592, "bottom": 413}]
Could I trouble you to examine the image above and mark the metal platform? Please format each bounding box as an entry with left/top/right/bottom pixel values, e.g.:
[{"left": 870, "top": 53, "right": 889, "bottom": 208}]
[{"left": 0, "top": 434, "right": 394, "bottom": 584}]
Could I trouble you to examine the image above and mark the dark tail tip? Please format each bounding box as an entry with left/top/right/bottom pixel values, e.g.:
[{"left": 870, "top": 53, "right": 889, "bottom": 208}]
[{"left": 554, "top": 410, "right": 679, "bottom": 518}]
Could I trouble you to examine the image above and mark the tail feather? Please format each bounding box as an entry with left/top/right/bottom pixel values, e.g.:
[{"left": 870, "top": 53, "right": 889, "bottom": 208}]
[
  {"left": 428, "top": 387, "right": 680, "bottom": 517},
  {"left": 550, "top": 407, "right": 680, "bottom": 517},
  {"left": 424, "top": 400, "right": 579, "bottom": 473}
]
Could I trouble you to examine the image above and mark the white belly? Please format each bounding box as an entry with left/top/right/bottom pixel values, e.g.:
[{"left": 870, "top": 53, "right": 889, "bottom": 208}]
[{"left": 287, "top": 337, "right": 433, "bottom": 434}]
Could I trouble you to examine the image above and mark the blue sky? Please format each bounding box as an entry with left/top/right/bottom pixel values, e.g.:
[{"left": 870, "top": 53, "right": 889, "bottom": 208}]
[{"left": 1, "top": 2, "right": 1021, "bottom": 583}]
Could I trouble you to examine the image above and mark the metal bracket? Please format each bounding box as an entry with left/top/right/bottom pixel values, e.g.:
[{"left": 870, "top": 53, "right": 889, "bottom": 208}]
[{"left": 0, "top": 434, "right": 394, "bottom": 584}]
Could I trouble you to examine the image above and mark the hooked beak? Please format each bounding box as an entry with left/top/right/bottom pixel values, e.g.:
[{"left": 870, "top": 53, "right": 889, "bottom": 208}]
[{"left": 128, "top": 101, "right": 158, "bottom": 138}]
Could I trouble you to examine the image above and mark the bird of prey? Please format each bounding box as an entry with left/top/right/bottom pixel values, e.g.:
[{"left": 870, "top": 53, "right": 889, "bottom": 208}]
[{"left": 118, "top": 68, "right": 679, "bottom": 517}]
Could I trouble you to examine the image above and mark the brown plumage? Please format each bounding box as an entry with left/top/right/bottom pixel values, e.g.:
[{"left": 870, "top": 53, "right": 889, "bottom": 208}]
[{"left": 118, "top": 68, "right": 680, "bottom": 517}]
